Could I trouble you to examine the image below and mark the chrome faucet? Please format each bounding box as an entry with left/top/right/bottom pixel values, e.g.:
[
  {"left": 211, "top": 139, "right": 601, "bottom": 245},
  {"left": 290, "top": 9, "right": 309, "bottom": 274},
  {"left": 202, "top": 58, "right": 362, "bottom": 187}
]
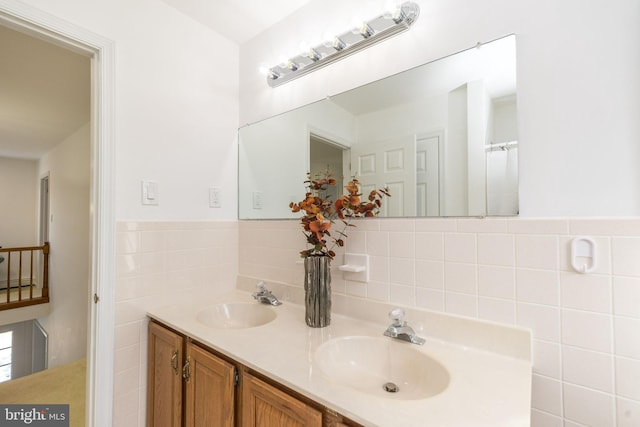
[
  {"left": 383, "top": 308, "right": 425, "bottom": 345},
  {"left": 252, "top": 281, "right": 282, "bottom": 306}
]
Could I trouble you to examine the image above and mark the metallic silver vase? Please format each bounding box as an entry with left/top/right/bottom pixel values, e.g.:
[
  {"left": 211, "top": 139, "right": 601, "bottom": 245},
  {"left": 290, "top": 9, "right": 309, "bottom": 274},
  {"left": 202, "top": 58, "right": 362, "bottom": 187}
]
[{"left": 303, "top": 257, "right": 331, "bottom": 327}]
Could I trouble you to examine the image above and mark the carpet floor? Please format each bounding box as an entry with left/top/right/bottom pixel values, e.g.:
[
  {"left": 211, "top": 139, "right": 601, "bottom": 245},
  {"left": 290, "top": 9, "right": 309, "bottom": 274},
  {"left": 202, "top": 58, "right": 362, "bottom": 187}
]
[{"left": 0, "top": 358, "right": 85, "bottom": 427}]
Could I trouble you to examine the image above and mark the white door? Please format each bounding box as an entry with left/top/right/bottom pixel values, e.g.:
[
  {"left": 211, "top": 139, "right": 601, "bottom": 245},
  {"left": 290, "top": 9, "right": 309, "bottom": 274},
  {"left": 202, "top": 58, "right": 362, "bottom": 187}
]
[
  {"left": 416, "top": 135, "right": 440, "bottom": 217},
  {"left": 350, "top": 135, "right": 416, "bottom": 217}
]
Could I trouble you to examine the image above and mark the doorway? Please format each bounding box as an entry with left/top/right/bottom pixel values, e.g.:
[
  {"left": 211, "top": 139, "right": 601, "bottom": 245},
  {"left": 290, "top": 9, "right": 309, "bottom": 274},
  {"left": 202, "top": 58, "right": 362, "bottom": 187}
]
[
  {"left": 0, "top": 2, "right": 116, "bottom": 426},
  {"left": 310, "top": 134, "right": 348, "bottom": 204}
]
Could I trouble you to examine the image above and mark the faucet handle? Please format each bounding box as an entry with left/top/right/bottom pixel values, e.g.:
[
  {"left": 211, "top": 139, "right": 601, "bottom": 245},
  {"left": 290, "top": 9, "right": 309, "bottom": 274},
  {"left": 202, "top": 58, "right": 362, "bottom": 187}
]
[
  {"left": 256, "top": 281, "right": 266, "bottom": 291},
  {"left": 388, "top": 308, "right": 406, "bottom": 327}
]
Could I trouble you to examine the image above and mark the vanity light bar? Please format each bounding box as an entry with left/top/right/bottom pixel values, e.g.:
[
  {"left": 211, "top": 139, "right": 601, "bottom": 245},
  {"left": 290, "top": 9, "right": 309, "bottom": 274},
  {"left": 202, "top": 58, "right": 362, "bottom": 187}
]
[{"left": 264, "top": 1, "right": 420, "bottom": 87}]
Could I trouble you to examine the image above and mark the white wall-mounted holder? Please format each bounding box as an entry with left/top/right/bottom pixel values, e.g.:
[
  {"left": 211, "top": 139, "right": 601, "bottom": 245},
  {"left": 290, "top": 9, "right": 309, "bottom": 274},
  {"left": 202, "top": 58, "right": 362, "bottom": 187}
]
[
  {"left": 571, "top": 236, "right": 597, "bottom": 273},
  {"left": 338, "top": 253, "right": 369, "bottom": 283}
]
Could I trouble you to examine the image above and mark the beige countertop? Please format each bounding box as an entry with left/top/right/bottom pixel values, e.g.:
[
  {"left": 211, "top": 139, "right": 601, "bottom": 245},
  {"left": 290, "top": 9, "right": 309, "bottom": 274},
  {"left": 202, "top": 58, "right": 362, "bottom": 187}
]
[{"left": 147, "top": 286, "right": 532, "bottom": 427}]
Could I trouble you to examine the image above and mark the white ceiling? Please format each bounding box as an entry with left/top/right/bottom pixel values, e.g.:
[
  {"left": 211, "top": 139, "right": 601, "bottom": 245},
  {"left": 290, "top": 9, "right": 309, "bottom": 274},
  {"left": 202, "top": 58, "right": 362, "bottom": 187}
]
[
  {"left": 0, "top": 25, "right": 90, "bottom": 160},
  {"left": 159, "top": 0, "right": 314, "bottom": 44},
  {"left": 0, "top": 1, "right": 313, "bottom": 160}
]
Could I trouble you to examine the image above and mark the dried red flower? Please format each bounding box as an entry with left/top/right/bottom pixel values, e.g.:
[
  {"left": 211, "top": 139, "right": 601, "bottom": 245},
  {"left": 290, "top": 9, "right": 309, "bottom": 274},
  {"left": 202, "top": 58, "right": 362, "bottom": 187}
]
[{"left": 289, "top": 171, "right": 389, "bottom": 259}]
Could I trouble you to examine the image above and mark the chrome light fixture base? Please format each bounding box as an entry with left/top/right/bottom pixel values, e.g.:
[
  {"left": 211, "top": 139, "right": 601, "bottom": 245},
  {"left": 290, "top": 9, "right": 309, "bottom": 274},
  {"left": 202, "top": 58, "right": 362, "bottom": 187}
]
[{"left": 265, "top": 1, "right": 420, "bottom": 87}]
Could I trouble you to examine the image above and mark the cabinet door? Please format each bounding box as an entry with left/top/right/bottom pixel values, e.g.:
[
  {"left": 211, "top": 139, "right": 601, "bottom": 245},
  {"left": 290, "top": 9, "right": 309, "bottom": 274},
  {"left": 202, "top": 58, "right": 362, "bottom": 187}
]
[
  {"left": 147, "top": 322, "right": 183, "bottom": 427},
  {"left": 184, "top": 342, "right": 236, "bottom": 427},
  {"left": 241, "top": 372, "right": 322, "bottom": 427},
  {"left": 323, "top": 410, "right": 363, "bottom": 427}
]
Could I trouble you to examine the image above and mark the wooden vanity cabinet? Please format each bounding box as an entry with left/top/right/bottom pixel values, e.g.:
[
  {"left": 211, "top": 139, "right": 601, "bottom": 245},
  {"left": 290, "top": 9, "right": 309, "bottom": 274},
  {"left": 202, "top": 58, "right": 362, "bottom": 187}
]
[
  {"left": 183, "top": 341, "right": 236, "bottom": 427},
  {"left": 323, "top": 412, "right": 362, "bottom": 427},
  {"left": 147, "top": 320, "right": 362, "bottom": 427},
  {"left": 148, "top": 321, "right": 236, "bottom": 427},
  {"left": 241, "top": 370, "right": 322, "bottom": 426},
  {"left": 147, "top": 321, "right": 184, "bottom": 427}
]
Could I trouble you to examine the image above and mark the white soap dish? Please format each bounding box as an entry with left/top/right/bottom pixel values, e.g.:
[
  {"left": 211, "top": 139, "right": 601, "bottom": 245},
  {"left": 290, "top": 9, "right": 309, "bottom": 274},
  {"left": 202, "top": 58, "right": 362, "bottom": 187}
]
[{"left": 338, "top": 253, "right": 369, "bottom": 282}]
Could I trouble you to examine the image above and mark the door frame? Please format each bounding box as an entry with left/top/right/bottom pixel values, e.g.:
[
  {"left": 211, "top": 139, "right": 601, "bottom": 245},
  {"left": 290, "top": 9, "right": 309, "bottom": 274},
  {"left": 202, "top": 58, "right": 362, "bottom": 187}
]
[
  {"left": 0, "top": 1, "right": 116, "bottom": 426},
  {"left": 39, "top": 173, "right": 50, "bottom": 244},
  {"left": 306, "top": 125, "right": 352, "bottom": 193}
]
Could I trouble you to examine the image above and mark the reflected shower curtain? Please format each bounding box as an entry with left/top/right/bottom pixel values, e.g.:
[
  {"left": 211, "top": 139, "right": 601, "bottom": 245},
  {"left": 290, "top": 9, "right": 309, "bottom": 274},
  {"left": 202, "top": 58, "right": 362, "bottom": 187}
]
[{"left": 486, "top": 147, "right": 518, "bottom": 215}]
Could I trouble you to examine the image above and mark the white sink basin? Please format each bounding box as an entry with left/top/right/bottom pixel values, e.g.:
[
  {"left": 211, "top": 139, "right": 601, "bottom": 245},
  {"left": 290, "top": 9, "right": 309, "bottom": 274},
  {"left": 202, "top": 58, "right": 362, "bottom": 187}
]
[
  {"left": 314, "top": 336, "right": 449, "bottom": 400},
  {"left": 196, "top": 303, "right": 277, "bottom": 329}
]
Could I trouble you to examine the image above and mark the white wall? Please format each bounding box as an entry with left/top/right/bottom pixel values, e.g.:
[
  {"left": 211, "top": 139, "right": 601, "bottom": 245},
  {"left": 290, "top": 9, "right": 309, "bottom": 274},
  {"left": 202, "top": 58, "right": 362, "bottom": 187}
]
[
  {"left": 239, "top": 0, "right": 640, "bottom": 217},
  {"left": 18, "top": 0, "right": 240, "bottom": 221},
  {"left": 37, "top": 123, "right": 90, "bottom": 368},
  {"left": 356, "top": 95, "right": 447, "bottom": 143},
  {"left": 487, "top": 148, "right": 519, "bottom": 215},
  {"left": 488, "top": 97, "right": 519, "bottom": 215},
  {"left": 493, "top": 96, "right": 518, "bottom": 143},
  {"left": 0, "top": 157, "right": 37, "bottom": 284},
  {"left": 0, "top": 157, "right": 37, "bottom": 248},
  {"left": 239, "top": 99, "right": 355, "bottom": 218},
  {"left": 466, "top": 80, "right": 489, "bottom": 216},
  {"left": 445, "top": 85, "right": 468, "bottom": 215}
]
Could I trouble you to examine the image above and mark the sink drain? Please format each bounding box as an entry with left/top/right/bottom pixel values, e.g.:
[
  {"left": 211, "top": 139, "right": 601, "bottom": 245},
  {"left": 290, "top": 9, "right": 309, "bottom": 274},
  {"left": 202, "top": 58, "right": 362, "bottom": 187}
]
[{"left": 383, "top": 382, "right": 399, "bottom": 393}]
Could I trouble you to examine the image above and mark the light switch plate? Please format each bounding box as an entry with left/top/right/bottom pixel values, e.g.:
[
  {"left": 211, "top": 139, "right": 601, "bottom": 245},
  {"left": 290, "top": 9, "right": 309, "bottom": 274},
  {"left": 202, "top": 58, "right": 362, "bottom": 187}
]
[
  {"left": 142, "top": 181, "right": 159, "bottom": 205},
  {"left": 209, "top": 187, "right": 221, "bottom": 208},
  {"left": 252, "top": 191, "right": 263, "bottom": 209}
]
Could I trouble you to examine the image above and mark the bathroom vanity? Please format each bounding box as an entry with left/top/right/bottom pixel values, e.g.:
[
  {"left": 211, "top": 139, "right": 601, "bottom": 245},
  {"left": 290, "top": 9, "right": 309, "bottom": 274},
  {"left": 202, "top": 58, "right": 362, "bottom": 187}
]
[
  {"left": 148, "top": 320, "right": 357, "bottom": 427},
  {"left": 147, "top": 286, "right": 532, "bottom": 426}
]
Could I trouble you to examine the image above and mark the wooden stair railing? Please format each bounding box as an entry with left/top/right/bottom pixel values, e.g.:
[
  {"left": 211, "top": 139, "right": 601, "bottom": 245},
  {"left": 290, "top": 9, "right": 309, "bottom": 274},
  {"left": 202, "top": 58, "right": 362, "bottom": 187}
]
[{"left": 0, "top": 242, "right": 50, "bottom": 310}]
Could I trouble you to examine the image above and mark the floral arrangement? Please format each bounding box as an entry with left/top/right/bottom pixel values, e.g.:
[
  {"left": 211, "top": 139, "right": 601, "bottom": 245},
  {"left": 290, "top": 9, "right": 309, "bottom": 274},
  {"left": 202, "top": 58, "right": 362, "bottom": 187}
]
[{"left": 289, "top": 171, "right": 390, "bottom": 259}]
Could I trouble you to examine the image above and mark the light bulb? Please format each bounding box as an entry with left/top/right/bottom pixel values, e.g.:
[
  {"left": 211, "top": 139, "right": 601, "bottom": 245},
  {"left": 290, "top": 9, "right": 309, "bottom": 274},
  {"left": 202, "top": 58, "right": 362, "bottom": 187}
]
[
  {"left": 384, "top": 0, "right": 400, "bottom": 16},
  {"left": 384, "top": 1, "right": 403, "bottom": 22},
  {"left": 306, "top": 48, "right": 321, "bottom": 62},
  {"left": 359, "top": 23, "right": 374, "bottom": 38},
  {"left": 332, "top": 37, "right": 346, "bottom": 51},
  {"left": 258, "top": 65, "right": 279, "bottom": 80},
  {"left": 322, "top": 31, "right": 336, "bottom": 47},
  {"left": 299, "top": 42, "right": 321, "bottom": 61},
  {"left": 351, "top": 16, "right": 364, "bottom": 32},
  {"left": 350, "top": 17, "right": 374, "bottom": 38},
  {"left": 286, "top": 59, "right": 299, "bottom": 71}
]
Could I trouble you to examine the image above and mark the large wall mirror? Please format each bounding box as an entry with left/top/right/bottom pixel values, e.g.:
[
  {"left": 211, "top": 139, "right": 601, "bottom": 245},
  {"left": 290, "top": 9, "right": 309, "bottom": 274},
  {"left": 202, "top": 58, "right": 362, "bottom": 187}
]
[{"left": 239, "top": 35, "right": 517, "bottom": 219}]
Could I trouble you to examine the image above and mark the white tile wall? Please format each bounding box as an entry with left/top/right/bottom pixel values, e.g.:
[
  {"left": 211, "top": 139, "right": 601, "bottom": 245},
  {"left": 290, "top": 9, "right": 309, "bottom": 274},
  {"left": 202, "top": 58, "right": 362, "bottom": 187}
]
[
  {"left": 238, "top": 217, "right": 640, "bottom": 426},
  {"left": 113, "top": 217, "right": 640, "bottom": 426},
  {"left": 531, "top": 409, "right": 563, "bottom": 427},
  {"left": 615, "top": 317, "right": 640, "bottom": 359},
  {"left": 563, "top": 384, "right": 615, "bottom": 427},
  {"left": 614, "top": 277, "right": 640, "bottom": 317},
  {"left": 617, "top": 397, "right": 640, "bottom": 427},
  {"left": 613, "top": 238, "right": 640, "bottom": 276},
  {"left": 113, "top": 221, "right": 238, "bottom": 426}
]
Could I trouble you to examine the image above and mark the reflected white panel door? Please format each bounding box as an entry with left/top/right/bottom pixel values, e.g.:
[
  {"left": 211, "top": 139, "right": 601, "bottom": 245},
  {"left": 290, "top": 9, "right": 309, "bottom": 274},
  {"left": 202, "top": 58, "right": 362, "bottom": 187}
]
[
  {"left": 350, "top": 135, "right": 416, "bottom": 217},
  {"left": 416, "top": 135, "right": 440, "bottom": 217}
]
